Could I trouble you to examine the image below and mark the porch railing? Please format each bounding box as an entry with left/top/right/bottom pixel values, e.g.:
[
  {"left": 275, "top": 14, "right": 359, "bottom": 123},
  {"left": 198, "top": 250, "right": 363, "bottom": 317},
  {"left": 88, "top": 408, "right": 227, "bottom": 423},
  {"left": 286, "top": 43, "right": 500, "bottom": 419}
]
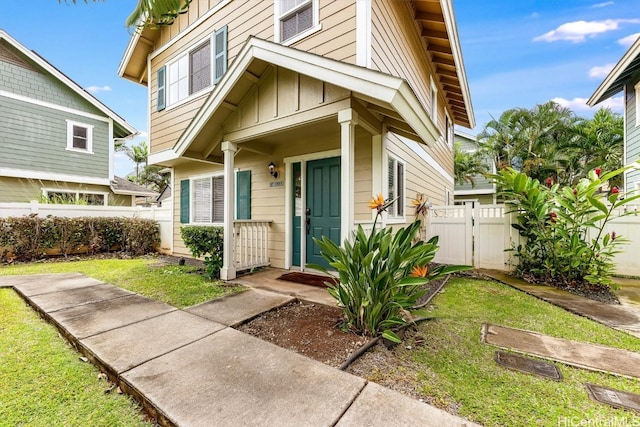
[{"left": 234, "top": 220, "right": 272, "bottom": 272}]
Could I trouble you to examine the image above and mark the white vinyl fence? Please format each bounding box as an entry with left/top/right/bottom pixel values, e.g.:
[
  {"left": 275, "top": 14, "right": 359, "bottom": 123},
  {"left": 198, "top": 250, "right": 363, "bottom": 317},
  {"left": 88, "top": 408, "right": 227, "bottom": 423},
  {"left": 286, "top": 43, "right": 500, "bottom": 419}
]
[
  {"left": 427, "top": 202, "right": 640, "bottom": 276},
  {"left": 0, "top": 202, "right": 173, "bottom": 253}
]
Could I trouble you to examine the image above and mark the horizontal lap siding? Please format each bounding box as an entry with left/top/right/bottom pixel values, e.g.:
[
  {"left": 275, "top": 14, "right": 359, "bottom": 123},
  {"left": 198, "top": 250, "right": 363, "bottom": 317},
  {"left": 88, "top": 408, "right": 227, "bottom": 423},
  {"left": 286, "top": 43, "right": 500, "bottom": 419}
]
[
  {"left": 0, "top": 97, "right": 109, "bottom": 178},
  {"left": 371, "top": 0, "right": 453, "bottom": 176},
  {"left": 626, "top": 81, "right": 640, "bottom": 193},
  {"left": 172, "top": 133, "right": 341, "bottom": 267},
  {"left": 0, "top": 177, "right": 124, "bottom": 205},
  {"left": 354, "top": 129, "right": 372, "bottom": 222}
]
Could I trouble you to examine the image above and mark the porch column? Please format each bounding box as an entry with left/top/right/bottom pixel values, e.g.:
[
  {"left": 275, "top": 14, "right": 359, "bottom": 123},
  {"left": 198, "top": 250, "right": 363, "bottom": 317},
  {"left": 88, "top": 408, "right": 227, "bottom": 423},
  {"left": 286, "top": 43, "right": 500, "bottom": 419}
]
[
  {"left": 338, "top": 108, "right": 358, "bottom": 244},
  {"left": 220, "top": 141, "right": 237, "bottom": 281}
]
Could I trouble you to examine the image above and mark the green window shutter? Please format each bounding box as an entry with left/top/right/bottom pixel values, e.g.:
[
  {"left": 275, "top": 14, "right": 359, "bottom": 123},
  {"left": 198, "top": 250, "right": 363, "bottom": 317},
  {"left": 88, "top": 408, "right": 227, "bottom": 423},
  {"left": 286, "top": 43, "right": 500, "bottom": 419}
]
[
  {"left": 157, "top": 66, "right": 166, "bottom": 111},
  {"left": 236, "top": 170, "right": 251, "bottom": 220},
  {"left": 214, "top": 25, "right": 228, "bottom": 84},
  {"left": 180, "top": 179, "right": 190, "bottom": 223}
]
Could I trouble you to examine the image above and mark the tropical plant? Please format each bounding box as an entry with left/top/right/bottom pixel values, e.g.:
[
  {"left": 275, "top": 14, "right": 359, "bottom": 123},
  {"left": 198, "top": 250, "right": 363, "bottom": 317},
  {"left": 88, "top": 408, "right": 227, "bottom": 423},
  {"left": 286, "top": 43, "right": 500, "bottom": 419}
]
[
  {"left": 491, "top": 162, "right": 640, "bottom": 289},
  {"left": 309, "top": 194, "right": 467, "bottom": 343},
  {"left": 454, "top": 142, "right": 489, "bottom": 188},
  {"left": 126, "top": 0, "right": 192, "bottom": 29}
]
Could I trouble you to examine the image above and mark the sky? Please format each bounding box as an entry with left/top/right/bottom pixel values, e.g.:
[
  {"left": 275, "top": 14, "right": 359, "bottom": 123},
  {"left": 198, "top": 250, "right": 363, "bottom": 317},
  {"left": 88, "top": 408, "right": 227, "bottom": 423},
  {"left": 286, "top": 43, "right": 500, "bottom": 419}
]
[{"left": 1, "top": 0, "right": 639, "bottom": 176}]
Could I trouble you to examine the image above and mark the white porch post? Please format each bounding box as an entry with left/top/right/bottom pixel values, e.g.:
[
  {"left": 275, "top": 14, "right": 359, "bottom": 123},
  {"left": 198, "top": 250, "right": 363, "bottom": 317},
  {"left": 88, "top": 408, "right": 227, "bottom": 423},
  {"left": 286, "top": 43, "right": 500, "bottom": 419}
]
[
  {"left": 220, "top": 141, "right": 237, "bottom": 280},
  {"left": 338, "top": 108, "right": 358, "bottom": 244}
]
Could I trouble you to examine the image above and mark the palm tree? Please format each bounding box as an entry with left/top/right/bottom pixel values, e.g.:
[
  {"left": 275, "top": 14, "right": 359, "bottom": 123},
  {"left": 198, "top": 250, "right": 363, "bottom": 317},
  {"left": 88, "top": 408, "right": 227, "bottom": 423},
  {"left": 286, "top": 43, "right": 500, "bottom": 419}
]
[
  {"left": 454, "top": 143, "right": 489, "bottom": 188},
  {"left": 63, "top": 0, "right": 192, "bottom": 29},
  {"left": 127, "top": 141, "right": 149, "bottom": 181}
]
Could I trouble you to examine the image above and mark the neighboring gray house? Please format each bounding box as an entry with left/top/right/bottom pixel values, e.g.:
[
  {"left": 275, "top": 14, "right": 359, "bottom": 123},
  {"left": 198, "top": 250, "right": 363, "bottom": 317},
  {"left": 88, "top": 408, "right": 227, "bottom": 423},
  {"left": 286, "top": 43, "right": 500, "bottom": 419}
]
[
  {"left": 453, "top": 130, "right": 495, "bottom": 205},
  {"left": 588, "top": 36, "right": 640, "bottom": 194},
  {"left": 0, "top": 29, "right": 151, "bottom": 206}
]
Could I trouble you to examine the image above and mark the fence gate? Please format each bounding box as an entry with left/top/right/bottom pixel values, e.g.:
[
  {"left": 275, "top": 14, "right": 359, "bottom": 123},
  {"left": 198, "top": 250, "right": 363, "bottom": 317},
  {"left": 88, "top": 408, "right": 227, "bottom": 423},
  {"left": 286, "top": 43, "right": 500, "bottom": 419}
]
[{"left": 427, "top": 203, "right": 519, "bottom": 269}]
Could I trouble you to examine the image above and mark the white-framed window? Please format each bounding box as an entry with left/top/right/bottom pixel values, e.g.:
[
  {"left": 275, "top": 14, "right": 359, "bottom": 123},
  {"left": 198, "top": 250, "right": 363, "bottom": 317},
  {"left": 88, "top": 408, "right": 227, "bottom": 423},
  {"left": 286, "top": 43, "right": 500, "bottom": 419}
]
[
  {"left": 65, "top": 120, "right": 93, "bottom": 154},
  {"left": 43, "top": 189, "right": 107, "bottom": 206},
  {"left": 387, "top": 155, "right": 405, "bottom": 219},
  {"left": 635, "top": 81, "right": 640, "bottom": 127},
  {"left": 430, "top": 77, "right": 438, "bottom": 123},
  {"left": 445, "top": 113, "right": 453, "bottom": 147},
  {"left": 159, "top": 27, "right": 227, "bottom": 110},
  {"left": 275, "top": 0, "right": 320, "bottom": 45},
  {"left": 191, "top": 174, "right": 224, "bottom": 224},
  {"left": 445, "top": 188, "right": 451, "bottom": 206}
]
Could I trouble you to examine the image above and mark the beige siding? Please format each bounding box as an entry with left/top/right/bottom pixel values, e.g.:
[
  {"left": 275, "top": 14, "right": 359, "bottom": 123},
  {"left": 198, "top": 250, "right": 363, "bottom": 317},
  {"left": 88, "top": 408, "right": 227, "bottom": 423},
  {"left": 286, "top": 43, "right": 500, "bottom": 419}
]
[
  {"left": 149, "top": 0, "right": 357, "bottom": 154},
  {"left": 371, "top": 0, "right": 453, "bottom": 176},
  {"left": 354, "top": 128, "right": 373, "bottom": 222},
  {"left": 385, "top": 131, "right": 453, "bottom": 229},
  {"left": 172, "top": 129, "right": 343, "bottom": 268}
]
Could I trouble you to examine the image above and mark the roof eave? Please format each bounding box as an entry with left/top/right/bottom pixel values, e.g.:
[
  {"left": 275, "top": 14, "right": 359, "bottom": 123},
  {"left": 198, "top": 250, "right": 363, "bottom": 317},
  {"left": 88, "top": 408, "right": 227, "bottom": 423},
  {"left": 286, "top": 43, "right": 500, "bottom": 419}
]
[{"left": 588, "top": 36, "right": 640, "bottom": 106}]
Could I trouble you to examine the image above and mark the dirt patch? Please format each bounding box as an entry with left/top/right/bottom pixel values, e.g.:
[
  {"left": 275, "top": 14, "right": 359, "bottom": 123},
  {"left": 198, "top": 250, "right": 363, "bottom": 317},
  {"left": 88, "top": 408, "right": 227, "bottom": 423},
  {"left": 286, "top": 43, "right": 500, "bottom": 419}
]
[{"left": 520, "top": 272, "right": 620, "bottom": 304}]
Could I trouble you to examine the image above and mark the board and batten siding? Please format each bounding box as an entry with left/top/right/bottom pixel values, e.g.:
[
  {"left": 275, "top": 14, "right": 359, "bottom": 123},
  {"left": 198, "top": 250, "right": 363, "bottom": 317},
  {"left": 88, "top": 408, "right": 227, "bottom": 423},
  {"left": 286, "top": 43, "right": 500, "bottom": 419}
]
[
  {"left": 149, "top": 0, "right": 357, "bottom": 155},
  {"left": 0, "top": 96, "right": 109, "bottom": 178},
  {"left": 626, "top": 79, "right": 640, "bottom": 193},
  {"left": 370, "top": 0, "right": 454, "bottom": 177}
]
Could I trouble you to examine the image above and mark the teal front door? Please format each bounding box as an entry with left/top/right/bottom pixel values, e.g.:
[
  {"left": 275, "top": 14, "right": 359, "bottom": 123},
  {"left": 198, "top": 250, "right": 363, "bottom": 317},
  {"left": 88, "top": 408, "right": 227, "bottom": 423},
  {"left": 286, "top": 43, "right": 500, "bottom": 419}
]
[{"left": 306, "top": 157, "right": 341, "bottom": 269}]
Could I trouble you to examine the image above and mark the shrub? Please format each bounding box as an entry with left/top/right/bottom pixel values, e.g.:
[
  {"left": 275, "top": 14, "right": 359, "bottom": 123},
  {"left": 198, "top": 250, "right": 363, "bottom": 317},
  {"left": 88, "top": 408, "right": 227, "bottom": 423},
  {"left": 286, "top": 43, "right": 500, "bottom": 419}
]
[
  {"left": 491, "top": 163, "right": 640, "bottom": 289},
  {"left": 0, "top": 216, "right": 159, "bottom": 262},
  {"left": 180, "top": 226, "right": 224, "bottom": 280},
  {"left": 309, "top": 195, "right": 467, "bottom": 343}
]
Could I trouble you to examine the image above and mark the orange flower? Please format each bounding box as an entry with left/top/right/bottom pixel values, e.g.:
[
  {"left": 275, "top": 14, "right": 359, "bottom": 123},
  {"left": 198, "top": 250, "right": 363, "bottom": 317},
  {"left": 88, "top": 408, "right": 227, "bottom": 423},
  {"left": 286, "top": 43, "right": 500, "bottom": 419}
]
[
  {"left": 412, "top": 195, "right": 429, "bottom": 217},
  {"left": 369, "top": 193, "right": 385, "bottom": 211},
  {"left": 411, "top": 265, "right": 428, "bottom": 278}
]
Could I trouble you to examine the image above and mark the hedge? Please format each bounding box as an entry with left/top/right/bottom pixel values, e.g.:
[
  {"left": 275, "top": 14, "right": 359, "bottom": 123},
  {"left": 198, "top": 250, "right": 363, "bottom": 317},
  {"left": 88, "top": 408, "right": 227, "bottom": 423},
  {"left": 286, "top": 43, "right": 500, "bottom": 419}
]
[{"left": 0, "top": 216, "right": 159, "bottom": 262}]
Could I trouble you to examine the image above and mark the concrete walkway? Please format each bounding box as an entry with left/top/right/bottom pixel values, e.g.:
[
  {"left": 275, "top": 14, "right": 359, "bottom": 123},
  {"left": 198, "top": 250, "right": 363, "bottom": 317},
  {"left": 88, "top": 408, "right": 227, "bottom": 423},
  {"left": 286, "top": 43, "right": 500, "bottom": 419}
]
[
  {"left": 481, "top": 270, "right": 640, "bottom": 338},
  {"left": 2, "top": 273, "right": 479, "bottom": 427}
]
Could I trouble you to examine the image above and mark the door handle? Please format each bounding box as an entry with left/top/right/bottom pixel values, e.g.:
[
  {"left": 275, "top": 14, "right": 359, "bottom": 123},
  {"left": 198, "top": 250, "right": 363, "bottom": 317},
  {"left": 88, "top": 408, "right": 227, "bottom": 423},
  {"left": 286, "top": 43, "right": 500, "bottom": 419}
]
[{"left": 306, "top": 217, "right": 311, "bottom": 235}]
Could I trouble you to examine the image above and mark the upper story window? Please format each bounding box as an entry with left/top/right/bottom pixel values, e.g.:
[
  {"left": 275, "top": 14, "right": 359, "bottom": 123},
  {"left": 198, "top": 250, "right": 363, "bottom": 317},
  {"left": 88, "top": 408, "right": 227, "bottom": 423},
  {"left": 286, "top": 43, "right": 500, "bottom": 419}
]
[
  {"left": 387, "top": 155, "right": 405, "bottom": 220},
  {"left": 275, "top": 0, "right": 320, "bottom": 45},
  {"left": 445, "top": 113, "right": 453, "bottom": 147},
  {"left": 66, "top": 120, "right": 93, "bottom": 154},
  {"left": 157, "top": 26, "right": 227, "bottom": 111}
]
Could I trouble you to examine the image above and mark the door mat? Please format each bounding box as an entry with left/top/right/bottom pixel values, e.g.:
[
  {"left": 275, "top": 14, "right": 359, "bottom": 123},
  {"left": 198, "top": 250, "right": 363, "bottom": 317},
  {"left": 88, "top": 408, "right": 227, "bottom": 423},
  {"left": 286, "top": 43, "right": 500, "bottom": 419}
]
[
  {"left": 494, "top": 351, "right": 562, "bottom": 381},
  {"left": 585, "top": 383, "right": 640, "bottom": 413},
  {"left": 277, "top": 272, "right": 339, "bottom": 289}
]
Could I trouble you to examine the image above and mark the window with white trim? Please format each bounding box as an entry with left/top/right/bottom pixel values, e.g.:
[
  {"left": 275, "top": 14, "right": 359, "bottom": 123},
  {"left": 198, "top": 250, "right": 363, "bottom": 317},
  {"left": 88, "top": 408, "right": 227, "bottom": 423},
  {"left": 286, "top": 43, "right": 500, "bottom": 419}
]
[
  {"left": 635, "top": 81, "right": 640, "bottom": 127},
  {"left": 66, "top": 120, "right": 93, "bottom": 153},
  {"left": 159, "top": 27, "right": 227, "bottom": 110},
  {"left": 445, "top": 188, "right": 451, "bottom": 206},
  {"left": 445, "top": 113, "right": 453, "bottom": 147},
  {"left": 387, "top": 155, "right": 405, "bottom": 218},
  {"left": 275, "top": 0, "right": 319, "bottom": 44},
  {"left": 191, "top": 175, "right": 224, "bottom": 223},
  {"left": 44, "top": 189, "right": 106, "bottom": 206},
  {"left": 430, "top": 77, "right": 438, "bottom": 123}
]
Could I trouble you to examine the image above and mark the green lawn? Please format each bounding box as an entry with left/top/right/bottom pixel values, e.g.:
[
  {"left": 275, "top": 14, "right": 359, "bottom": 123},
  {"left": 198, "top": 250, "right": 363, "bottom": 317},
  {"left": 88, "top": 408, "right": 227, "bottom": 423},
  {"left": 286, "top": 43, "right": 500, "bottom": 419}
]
[
  {"left": 0, "top": 289, "right": 150, "bottom": 426},
  {"left": 382, "top": 277, "right": 640, "bottom": 426},
  {"left": 0, "top": 257, "right": 242, "bottom": 308}
]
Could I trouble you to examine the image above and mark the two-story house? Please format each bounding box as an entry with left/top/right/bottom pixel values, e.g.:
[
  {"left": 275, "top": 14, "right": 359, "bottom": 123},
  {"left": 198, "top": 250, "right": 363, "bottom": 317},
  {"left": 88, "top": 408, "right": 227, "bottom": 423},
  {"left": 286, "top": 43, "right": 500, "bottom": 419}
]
[
  {"left": 0, "top": 30, "right": 154, "bottom": 207},
  {"left": 588, "top": 36, "right": 640, "bottom": 194},
  {"left": 119, "top": 0, "right": 474, "bottom": 279}
]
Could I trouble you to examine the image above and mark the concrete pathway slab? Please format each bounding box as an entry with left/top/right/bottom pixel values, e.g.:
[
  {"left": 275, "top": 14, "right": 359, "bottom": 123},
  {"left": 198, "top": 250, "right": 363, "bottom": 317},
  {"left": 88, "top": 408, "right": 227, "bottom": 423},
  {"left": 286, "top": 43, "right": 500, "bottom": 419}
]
[
  {"left": 29, "top": 283, "right": 133, "bottom": 312},
  {"left": 337, "top": 382, "right": 481, "bottom": 427},
  {"left": 186, "top": 288, "right": 294, "bottom": 326},
  {"left": 482, "top": 270, "right": 640, "bottom": 338},
  {"left": 5, "top": 273, "right": 104, "bottom": 295},
  {"left": 482, "top": 323, "right": 640, "bottom": 379},
  {"left": 81, "top": 310, "right": 226, "bottom": 374},
  {"left": 122, "top": 327, "right": 366, "bottom": 427},
  {"left": 51, "top": 294, "right": 175, "bottom": 339}
]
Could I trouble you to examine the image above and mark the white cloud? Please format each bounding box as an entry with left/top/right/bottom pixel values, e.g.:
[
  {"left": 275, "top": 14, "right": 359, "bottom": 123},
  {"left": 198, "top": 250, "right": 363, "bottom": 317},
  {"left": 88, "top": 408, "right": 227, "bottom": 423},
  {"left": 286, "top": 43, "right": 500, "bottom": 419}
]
[
  {"left": 533, "top": 19, "right": 640, "bottom": 43},
  {"left": 85, "top": 85, "right": 112, "bottom": 93},
  {"left": 592, "top": 1, "right": 614, "bottom": 8},
  {"left": 552, "top": 96, "right": 624, "bottom": 112},
  {"left": 618, "top": 32, "right": 640, "bottom": 47},
  {"left": 589, "top": 63, "right": 615, "bottom": 78}
]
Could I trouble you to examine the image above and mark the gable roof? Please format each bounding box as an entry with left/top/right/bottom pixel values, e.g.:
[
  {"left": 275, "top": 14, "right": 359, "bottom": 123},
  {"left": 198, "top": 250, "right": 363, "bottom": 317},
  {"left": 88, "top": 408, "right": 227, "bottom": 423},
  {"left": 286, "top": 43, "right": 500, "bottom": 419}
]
[
  {"left": 0, "top": 29, "right": 137, "bottom": 138},
  {"left": 588, "top": 36, "right": 640, "bottom": 106},
  {"left": 153, "top": 37, "right": 468, "bottom": 165},
  {"left": 110, "top": 176, "right": 159, "bottom": 197}
]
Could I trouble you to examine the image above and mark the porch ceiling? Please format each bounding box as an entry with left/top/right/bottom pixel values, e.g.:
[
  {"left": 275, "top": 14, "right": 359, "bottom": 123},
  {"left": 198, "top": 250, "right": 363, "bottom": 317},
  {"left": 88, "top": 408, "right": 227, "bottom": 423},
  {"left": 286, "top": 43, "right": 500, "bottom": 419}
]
[{"left": 412, "top": 0, "right": 474, "bottom": 128}]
